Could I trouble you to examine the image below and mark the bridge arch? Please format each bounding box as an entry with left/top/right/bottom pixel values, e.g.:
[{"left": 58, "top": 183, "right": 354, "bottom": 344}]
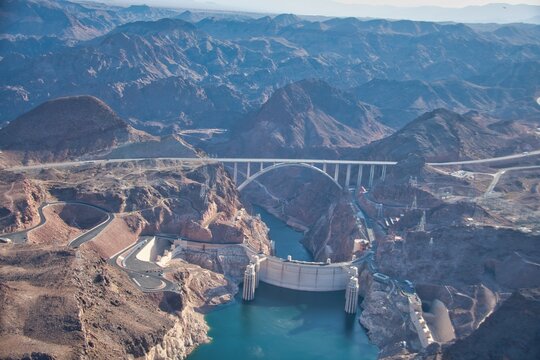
[{"left": 237, "top": 162, "right": 342, "bottom": 192}]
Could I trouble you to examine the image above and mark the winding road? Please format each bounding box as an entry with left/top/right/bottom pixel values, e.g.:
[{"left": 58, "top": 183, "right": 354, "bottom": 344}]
[{"left": 0, "top": 201, "right": 177, "bottom": 293}]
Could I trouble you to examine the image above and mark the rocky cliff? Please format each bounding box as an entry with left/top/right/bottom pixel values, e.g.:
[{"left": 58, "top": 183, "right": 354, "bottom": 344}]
[
  {"left": 223, "top": 79, "right": 390, "bottom": 158},
  {"left": 358, "top": 109, "right": 540, "bottom": 162},
  {"left": 241, "top": 166, "right": 360, "bottom": 262},
  {"left": 0, "top": 96, "right": 197, "bottom": 165},
  {"left": 441, "top": 288, "right": 540, "bottom": 360},
  {"left": 0, "top": 158, "right": 271, "bottom": 358}
]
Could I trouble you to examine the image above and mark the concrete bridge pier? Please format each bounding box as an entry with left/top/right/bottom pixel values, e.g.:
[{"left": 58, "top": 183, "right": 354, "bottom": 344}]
[
  {"left": 246, "top": 162, "right": 251, "bottom": 178},
  {"left": 345, "top": 164, "right": 351, "bottom": 187},
  {"left": 233, "top": 162, "right": 238, "bottom": 184},
  {"left": 345, "top": 268, "right": 360, "bottom": 314},
  {"left": 369, "top": 165, "right": 375, "bottom": 188},
  {"left": 381, "top": 165, "right": 387, "bottom": 181},
  {"left": 242, "top": 263, "right": 257, "bottom": 301},
  {"left": 357, "top": 165, "right": 363, "bottom": 186},
  {"left": 334, "top": 164, "right": 340, "bottom": 182}
]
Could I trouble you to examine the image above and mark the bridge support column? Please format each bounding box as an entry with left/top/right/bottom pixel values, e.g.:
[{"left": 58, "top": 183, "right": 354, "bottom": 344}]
[
  {"left": 369, "top": 165, "right": 375, "bottom": 188},
  {"left": 247, "top": 162, "right": 251, "bottom": 178},
  {"left": 334, "top": 164, "right": 340, "bottom": 183},
  {"left": 345, "top": 164, "right": 351, "bottom": 187},
  {"left": 242, "top": 263, "right": 256, "bottom": 301},
  {"left": 323, "top": 163, "right": 327, "bottom": 173},
  {"left": 260, "top": 162, "right": 264, "bottom": 172},
  {"left": 381, "top": 165, "right": 387, "bottom": 181},
  {"left": 345, "top": 267, "right": 359, "bottom": 314},
  {"left": 233, "top": 163, "right": 238, "bottom": 184},
  {"left": 357, "top": 165, "right": 363, "bottom": 186}
]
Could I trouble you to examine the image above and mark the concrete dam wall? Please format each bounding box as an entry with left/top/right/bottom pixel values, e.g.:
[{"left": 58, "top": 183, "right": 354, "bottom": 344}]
[{"left": 259, "top": 256, "right": 353, "bottom": 292}]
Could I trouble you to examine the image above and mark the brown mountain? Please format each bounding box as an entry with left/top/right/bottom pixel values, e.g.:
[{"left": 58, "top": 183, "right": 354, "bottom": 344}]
[
  {"left": 442, "top": 288, "right": 540, "bottom": 360},
  {"left": 358, "top": 108, "right": 539, "bottom": 162},
  {"left": 223, "top": 79, "right": 390, "bottom": 158},
  {"left": 0, "top": 95, "right": 196, "bottom": 164}
]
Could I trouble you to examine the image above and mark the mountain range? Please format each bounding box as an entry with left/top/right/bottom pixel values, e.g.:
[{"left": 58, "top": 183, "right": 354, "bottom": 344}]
[{"left": 1, "top": 0, "right": 539, "bottom": 134}]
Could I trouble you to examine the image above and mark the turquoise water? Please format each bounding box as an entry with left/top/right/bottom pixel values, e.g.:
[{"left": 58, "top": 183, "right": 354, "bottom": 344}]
[
  {"left": 254, "top": 205, "right": 313, "bottom": 261},
  {"left": 187, "top": 206, "right": 378, "bottom": 360}
]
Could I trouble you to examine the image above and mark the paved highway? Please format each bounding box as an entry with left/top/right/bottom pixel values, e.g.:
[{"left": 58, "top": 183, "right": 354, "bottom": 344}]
[
  {"left": 108, "top": 236, "right": 179, "bottom": 292},
  {"left": 428, "top": 149, "right": 540, "bottom": 166},
  {"left": 484, "top": 165, "right": 540, "bottom": 196},
  {"left": 3, "top": 149, "right": 540, "bottom": 172},
  {"left": 0, "top": 201, "right": 111, "bottom": 245},
  {"left": 5, "top": 157, "right": 397, "bottom": 171}
]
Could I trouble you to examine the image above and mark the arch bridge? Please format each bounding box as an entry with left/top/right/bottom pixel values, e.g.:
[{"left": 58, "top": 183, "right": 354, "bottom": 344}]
[{"left": 212, "top": 158, "right": 397, "bottom": 190}]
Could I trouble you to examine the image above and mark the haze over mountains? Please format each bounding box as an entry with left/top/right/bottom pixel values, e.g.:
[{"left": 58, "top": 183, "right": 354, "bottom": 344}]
[
  {"left": 0, "top": 0, "right": 539, "bottom": 162},
  {"left": 1, "top": 2, "right": 539, "bottom": 141}
]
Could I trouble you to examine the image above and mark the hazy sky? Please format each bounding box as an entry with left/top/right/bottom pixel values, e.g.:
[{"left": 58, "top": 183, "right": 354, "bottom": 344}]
[
  {"left": 108, "top": 0, "right": 540, "bottom": 9},
  {"left": 335, "top": 0, "right": 538, "bottom": 6},
  {"left": 104, "top": 0, "right": 540, "bottom": 22}
]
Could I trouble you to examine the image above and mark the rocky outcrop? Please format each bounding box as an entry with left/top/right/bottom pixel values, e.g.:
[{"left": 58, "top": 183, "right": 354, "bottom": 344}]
[
  {"left": 358, "top": 109, "right": 540, "bottom": 162},
  {"left": 25, "top": 162, "right": 271, "bottom": 252},
  {"left": 358, "top": 268, "right": 421, "bottom": 357},
  {"left": 0, "top": 96, "right": 198, "bottom": 165},
  {"left": 303, "top": 194, "right": 360, "bottom": 262},
  {"left": 223, "top": 79, "right": 390, "bottom": 158},
  {"left": 241, "top": 167, "right": 360, "bottom": 262},
  {"left": 0, "top": 245, "right": 173, "bottom": 359},
  {"left": 441, "top": 288, "right": 540, "bottom": 360},
  {"left": 27, "top": 203, "right": 107, "bottom": 245},
  {"left": 0, "top": 96, "right": 152, "bottom": 163},
  {"left": 146, "top": 260, "right": 237, "bottom": 359},
  {"left": 368, "top": 225, "right": 540, "bottom": 358},
  {"left": 0, "top": 173, "right": 47, "bottom": 233}
]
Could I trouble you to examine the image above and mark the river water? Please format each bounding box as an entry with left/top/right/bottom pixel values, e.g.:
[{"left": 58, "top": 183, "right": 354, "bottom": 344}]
[{"left": 188, "top": 205, "right": 378, "bottom": 360}]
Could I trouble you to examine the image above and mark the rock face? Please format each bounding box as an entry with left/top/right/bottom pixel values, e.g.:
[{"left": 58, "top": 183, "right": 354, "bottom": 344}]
[
  {"left": 0, "top": 245, "right": 175, "bottom": 359},
  {"left": 358, "top": 268, "right": 420, "bottom": 355},
  {"left": 0, "top": 172, "right": 48, "bottom": 233},
  {"left": 375, "top": 226, "right": 540, "bottom": 343},
  {"left": 0, "top": 95, "right": 151, "bottom": 162},
  {"left": 303, "top": 194, "right": 360, "bottom": 262},
  {"left": 224, "top": 79, "right": 390, "bottom": 158},
  {"left": 358, "top": 109, "right": 540, "bottom": 162},
  {"left": 441, "top": 288, "right": 540, "bottom": 360},
  {"left": 353, "top": 78, "right": 540, "bottom": 128},
  {"left": 0, "top": 95, "right": 198, "bottom": 165},
  {"left": 0, "top": 243, "right": 237, "bottom": 360},
  {"left": 242, "top": 167, "right": 360, "bottom": 262}
]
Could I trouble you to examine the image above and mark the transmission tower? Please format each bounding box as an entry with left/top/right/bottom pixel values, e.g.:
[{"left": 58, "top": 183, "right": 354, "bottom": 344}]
[
  {"left": 376, "top": 203, "right": 383, "bottom": 219},
  {"left": 411, "top": 194, "right": 418, "bottom": 210},
  {"left": 417, "top": 211, "right": 426, "bottom": 232}
]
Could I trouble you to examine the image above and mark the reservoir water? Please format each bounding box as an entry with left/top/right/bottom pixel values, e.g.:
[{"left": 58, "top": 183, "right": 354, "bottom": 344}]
[
  {"left": 255, "top": 205, "right": 313, "bottom": 261},
  {"left": 188, "top": 205, "right": 378, "bottom": 360}
]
